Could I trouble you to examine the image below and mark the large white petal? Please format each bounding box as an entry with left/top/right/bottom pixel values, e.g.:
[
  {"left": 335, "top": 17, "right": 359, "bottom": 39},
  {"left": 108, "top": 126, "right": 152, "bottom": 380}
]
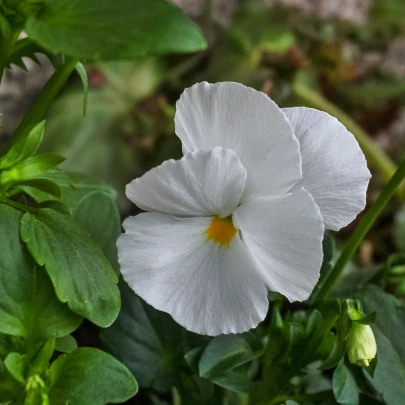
[
  {"left": 126, "top": 147, "right": 246, "bottom": 217},
  {"left": 233, "top": 188, "right": 324, "bottom": 302},
  {"left": 118, "top": 213, "right": 269, "bottom": 336},
  {"left": 283, "top": 107, "right": 371, "bottom": 231},
  {"left": 175, "top": 82, "right": 302, "bottom": 199}
]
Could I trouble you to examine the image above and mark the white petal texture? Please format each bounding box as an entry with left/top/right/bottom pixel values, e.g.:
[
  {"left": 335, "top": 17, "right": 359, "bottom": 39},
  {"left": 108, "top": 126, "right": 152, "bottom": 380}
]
[
  {"left": 175, "top": 82, "right": 302, "bottom": 200},
  {"left": 118, "top": 213, "right": 269, "bottom": 336},
  {"left": 233, "top": 188, "right": 324, "bottom": 302},
  {"left": 126, "top": 147, "right": 247, "bottom": 218},
  {"left": 283, "top": 107, "right": 371, "bottom": 231}
]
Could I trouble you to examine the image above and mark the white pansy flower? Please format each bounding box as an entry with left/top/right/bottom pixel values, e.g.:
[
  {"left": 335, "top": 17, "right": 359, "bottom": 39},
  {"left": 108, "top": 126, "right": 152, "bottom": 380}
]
[{"left": 118, "top": 82, "right": 371, "bottom": 336}]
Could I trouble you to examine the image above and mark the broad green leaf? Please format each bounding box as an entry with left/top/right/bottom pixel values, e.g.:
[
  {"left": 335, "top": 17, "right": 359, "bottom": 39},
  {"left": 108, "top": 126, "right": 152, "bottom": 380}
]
[
  {"left": 20, "top": 208, "right": 120, "bottom": 327},
  {"left": 332, "top": 361, "right": 359, "bottom": 405},
  {"left": 55, "top": 335, "right": 77, "bottom": 354},
  {"left": 198, "top": 333, "right": 264, "bottom": 379},
  {"left": 48, "top": 348, "right": 138, "bottom": 405},
  {"left": 0, "top": 153, "right": 64, "bottom": 186},
  {"left": 0, "top": 122, "right": 44, "bottom": 170},
  {"left": 4, "top": 353, "right": 27, "bottom": 383},
  {"left": 0, "top": 204, "right": 82, "bottom": 339},
  {"left": 26, "top": 0, "right": 206, "bottom": 59},
  {"left": 101, "top": 281, "right": 199, "bottom": 392},
  {"left": 360, "top": 286, "right": 405, "bottom": 405}
]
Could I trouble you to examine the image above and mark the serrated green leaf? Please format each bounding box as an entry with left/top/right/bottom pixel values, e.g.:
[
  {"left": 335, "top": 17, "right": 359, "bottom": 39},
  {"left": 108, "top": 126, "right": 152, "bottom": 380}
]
[
  {"left": 48, "top": 348, "right": 138, "bottom": 405},
  {"left": 0, "top": 203, "right": 82, "bottom": 339},
  {"left": 5, "top": 38, "right": 48, "bottom": 71},
  {"left": 20, "top": 208, "right": 120, "bottom": 327},
  {"left": 0, "top": 122, "right": 45, "bottom": 170},
  {"left": 198, "top": 333, "right": 264, "bottom": 379},
  {"left": 26, "top": 0, "right": 206, "bottom": 60},
  {"left": 333, "top": 360, "right": 359, "bottom": 405}
]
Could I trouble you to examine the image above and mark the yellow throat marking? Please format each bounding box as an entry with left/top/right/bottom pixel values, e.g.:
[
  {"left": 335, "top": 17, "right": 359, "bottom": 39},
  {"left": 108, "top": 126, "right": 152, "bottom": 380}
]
[{"left": 204, "top": 216, "right": 238, "bottom": 247}]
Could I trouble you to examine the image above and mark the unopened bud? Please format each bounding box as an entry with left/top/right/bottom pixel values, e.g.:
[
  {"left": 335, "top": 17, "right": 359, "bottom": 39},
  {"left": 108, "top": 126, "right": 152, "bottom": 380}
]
[{"left": 346, "top": 322, "right": 377, "bottom": 367}]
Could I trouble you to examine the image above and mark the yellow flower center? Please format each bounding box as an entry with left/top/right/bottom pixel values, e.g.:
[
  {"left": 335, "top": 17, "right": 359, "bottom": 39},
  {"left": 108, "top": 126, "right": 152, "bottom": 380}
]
[{"left": 203, "top": 216, "right": 238, "bottom": 247}]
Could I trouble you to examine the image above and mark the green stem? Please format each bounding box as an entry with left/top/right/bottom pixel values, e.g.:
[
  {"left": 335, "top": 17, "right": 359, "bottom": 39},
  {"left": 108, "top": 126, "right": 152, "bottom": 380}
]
[
  {"left": 12, "top": 58, "right": 78, "bottom": 142},
  {"left": 292, "top": 81, "right": 402, "bottom": 198},
  {"left": 311, "top": 156, "right": 405, "bottom": 303},
  {"left": 0, "top": 197, "right": 29, "bottom": 212}
]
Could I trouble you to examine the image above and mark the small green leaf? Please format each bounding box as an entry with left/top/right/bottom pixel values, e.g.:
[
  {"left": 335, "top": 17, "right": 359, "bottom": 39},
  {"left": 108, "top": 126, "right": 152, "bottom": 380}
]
[
  {"left": 13, "top": 178, "right": 62, "bottom": 200},
  {"left": 4, "top": 353, "right": 27, "bottom": 383},
  {"left": 0, "top": 122, "right": 45, "bottom": 170},
  {"left": 355, "top": 312, "right": 377, "bottom": 326},
  {"left": 211, "top": 364, "right": 251, "bottom": 393},
  {"left": 333, "top": 360, "right": 359, "bottom": 405},
  {"left": 48, "top": 348, "right": 138, "bottom": 405},
  {"left": 0, "top": 153, "right": 65, "bottom": 187},
  {"left": 26, "top": 0, "right": 206, "bottom": 59},
  {"left": 75, "top": 62, "right": 89, "bottom": 116},
  {"left": 30, "top": 338, "right": 56, "bottom": 376},
  {"left": 198, "top": 333, "right": 264, "bottom": 379},
  {"left": 20, "top": 208, "right": 120, "bottom": 327},
  {"left": 55, "top": 335, "right": 78, "bottom": 354},
  {"left": 0, "top": 204, "right": 82, "bottom": 339},
  {"left": 321, "top": 337, "right": 346, "bottom": 370}
]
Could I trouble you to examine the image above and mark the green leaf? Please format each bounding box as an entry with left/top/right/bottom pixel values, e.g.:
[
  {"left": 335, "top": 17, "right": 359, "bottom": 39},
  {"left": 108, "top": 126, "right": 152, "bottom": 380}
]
[
  {"left": 360, "top": 286, "right": 405, "bottom": 405},
  {"left": 26, "top": 0, "right": 206, "bottom": 59},
  {"left": 75, "top": 62, "right": 89, "bottom": 116},
  {"left": 30, "top": 338, "right": 56, "bottom": 376},
  {"left": 321, "top": 337, "right": 346, "bottom": 370},
  {"left": 5, "top": 37, "right": 48, "bottom": 71},
  {"left": 198, "top": 333, "right": 264, "bottom": 379},
  {"left": 101, "top": 281, "right": 197, "bottom": 392},
  {"left": 48, "top": 348, "right": 138, "bottom": 405},
  {"left": 20, "top": 208, "right": 120, "bottom": 327},
  {"left": 332, "top": 361, "right": 359, "bottom": 405},
  {"left": 64, "top": 174, "right": 121, "bottom": 273},
  {"left": 0, "top": 153, "right": 65, "bottom": 187},
  {"left": 211, "top": 365, "right": 251, "bottom": 393},
  {"left": 4, "top": 353, "right": 27, "bottom": 383},
  {"left": 55, "top": 335, "right": 78, "bottom": 354},
  {"left": 0, "top": 122, "right": 45, "bottom": 170},
  {"left": 0, "top": 203, "right": 82, "bottom": 339}
]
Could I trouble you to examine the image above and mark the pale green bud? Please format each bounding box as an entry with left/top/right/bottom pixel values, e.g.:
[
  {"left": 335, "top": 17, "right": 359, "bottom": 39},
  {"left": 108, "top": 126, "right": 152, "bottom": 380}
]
[{"left": 346, "top": 322, "right": 377, "bottom": 367}]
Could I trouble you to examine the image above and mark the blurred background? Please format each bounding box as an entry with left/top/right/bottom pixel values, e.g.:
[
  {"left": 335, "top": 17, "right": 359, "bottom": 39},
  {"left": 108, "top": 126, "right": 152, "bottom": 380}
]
[{"left": 1, "top": 0, "right": 405, "bottom": 295}]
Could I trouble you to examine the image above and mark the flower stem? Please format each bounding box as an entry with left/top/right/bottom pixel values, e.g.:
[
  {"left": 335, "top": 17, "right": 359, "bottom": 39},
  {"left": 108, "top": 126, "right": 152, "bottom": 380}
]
[
  {"left": 310, "top": 156, "right": 405, "bottom": 303},
  {"left": 12, "top": 58, "right": 78, "bottom": 142},
  {"left": 292, "top": 80, "right": 403, "bottom": 198}
]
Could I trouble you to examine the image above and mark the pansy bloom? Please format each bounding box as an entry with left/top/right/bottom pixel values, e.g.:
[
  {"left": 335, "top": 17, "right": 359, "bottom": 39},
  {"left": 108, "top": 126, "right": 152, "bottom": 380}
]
[{"left": 118, "top": 82, "right": 371, "bottom": 336}]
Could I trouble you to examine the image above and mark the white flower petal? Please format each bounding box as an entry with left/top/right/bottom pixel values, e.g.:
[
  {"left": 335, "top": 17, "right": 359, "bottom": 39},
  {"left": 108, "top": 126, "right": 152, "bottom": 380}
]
[
  {"left": 118, "top": 213, "right": 269, "bottom": 336},
  {"left": 283, "top": 107, "right": 371, "bottom": 231},
  {"left": 175, "top": 82, "right": 302, "bottom": 199},
  {"left": 233, "top": 188, "right": 324, "bottom": 302},
  {"left": 126, "top": 147, "right": 247, "bottom": 217}
]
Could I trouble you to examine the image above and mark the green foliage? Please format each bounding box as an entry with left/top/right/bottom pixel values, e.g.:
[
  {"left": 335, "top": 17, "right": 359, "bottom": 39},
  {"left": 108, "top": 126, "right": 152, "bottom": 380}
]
[
  {"left": 25, "top": 0, "right": 206, "bottom": 59},
  {"left": 101, "top": 281, "right": 193, "bottom": 392},
  {"left": 48, "top": 348, "right": 138, "bottom": 405},
  {"left": 0, "top": 121, "right": 45, "bottom": 170},
  {"left": 20, "top": 207, "right": 120, "bottom": 327},
  {"left": 0, "top": 204, "right": 82, "bottom": 339},
  {"left": 360, "top": 286, "right": 405, "bottom": 405},
  {"left": 332, "top": 361, "right": 359, "bottom": 405}
]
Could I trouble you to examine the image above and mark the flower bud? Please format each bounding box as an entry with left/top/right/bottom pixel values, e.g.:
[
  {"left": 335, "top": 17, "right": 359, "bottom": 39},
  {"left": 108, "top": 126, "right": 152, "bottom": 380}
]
[{"left": 346, "top": 322, "right": 377, "bottom": 367}]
